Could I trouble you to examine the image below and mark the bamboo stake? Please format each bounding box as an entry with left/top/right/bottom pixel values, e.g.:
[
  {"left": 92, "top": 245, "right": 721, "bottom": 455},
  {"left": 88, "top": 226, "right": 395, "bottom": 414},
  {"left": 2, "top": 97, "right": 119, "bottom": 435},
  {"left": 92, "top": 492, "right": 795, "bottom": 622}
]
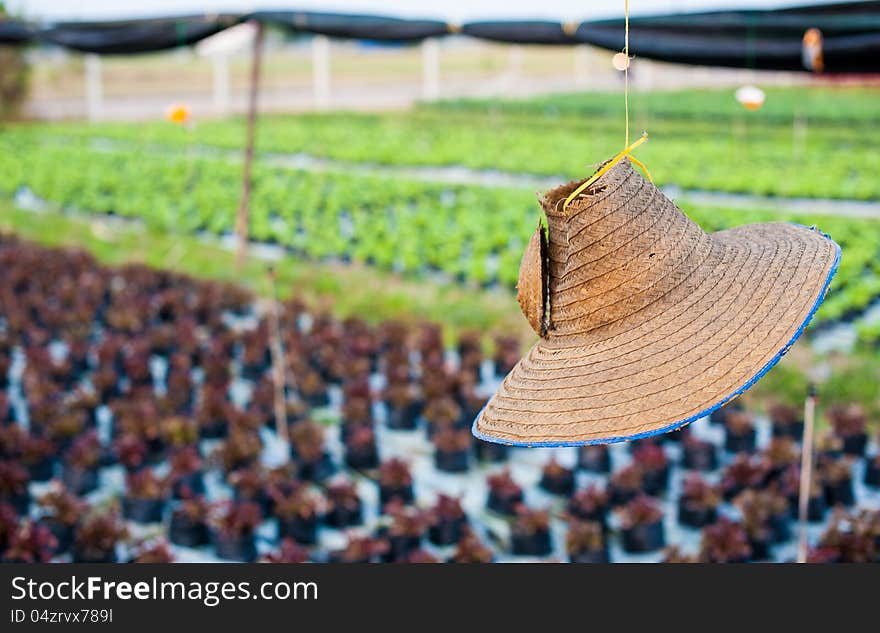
[
  {"left": 266, "top": 266, "right": 289, "bottom": 446},
  {"left": 796, "top": 385, "right": 817, "bottom": 563},
  {"left": 234, "top": 20, "right": 265, "bottom": 270}
]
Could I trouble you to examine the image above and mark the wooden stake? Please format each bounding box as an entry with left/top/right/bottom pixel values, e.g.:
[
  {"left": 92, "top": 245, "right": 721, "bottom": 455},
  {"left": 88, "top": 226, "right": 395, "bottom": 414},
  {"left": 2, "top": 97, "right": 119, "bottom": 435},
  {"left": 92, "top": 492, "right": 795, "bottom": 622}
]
[
  {"left": 234, "top": 20, "right": 264, "bottom": 270},
  {"left": 796, "top": 385, "right": 817, "bottom": 563},
  {"left": 266, "top": 266, "right": 289, "bottom": 446}
]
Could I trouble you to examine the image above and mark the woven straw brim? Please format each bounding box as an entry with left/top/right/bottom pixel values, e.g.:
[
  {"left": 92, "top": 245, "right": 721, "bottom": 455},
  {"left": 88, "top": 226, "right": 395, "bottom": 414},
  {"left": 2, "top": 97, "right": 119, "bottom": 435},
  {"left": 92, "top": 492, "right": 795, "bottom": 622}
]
[{"left": 474, "top": 221, "right": 840, "bottom": 447}]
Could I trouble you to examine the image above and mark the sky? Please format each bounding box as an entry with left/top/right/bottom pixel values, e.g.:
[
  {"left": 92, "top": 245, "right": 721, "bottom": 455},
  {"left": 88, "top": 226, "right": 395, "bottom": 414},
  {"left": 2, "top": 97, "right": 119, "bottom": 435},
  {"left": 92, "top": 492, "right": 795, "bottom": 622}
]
[{"left": 6, "top": 1, "right": 822, "bottom": 22}]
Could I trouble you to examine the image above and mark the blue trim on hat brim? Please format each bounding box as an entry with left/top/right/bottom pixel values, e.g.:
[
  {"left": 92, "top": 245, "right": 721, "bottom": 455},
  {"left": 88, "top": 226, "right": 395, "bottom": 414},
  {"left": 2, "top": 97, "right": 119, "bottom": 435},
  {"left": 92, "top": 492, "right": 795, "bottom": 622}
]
[{"left": 471, "top": 225, "right": 841, "bottom": 448}]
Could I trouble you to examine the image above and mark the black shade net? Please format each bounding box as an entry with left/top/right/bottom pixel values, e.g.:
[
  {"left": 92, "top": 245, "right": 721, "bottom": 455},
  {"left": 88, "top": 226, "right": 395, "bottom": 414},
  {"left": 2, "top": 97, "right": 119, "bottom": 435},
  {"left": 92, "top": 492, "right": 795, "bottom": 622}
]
[{"left": 0, "top": 2, "right": 877, "bottom": 72}]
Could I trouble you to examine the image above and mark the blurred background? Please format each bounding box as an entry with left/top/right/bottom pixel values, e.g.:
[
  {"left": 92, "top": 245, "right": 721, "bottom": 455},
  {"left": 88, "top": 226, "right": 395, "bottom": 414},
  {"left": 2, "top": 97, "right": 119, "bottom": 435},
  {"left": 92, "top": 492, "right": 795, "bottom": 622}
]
[{"left": 0, "top": 1, "right": 877, "bottom": 564}]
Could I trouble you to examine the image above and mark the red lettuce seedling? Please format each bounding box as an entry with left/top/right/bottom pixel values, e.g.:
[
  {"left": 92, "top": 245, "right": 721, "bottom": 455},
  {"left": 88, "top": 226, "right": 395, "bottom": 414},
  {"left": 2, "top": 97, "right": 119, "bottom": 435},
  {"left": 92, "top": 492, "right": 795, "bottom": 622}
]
[{"left": 2, "top": 521, "right": 58, "bottom": 563}]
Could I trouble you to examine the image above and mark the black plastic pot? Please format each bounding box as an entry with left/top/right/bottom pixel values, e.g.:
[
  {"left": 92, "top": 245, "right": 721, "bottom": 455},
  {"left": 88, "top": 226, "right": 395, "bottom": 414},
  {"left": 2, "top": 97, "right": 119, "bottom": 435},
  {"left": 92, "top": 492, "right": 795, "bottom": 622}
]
[
  {"left": 677, "top": 500, "right": 718, "bottom": 529},
  {"left": 823, "top": 479, "right": 855, "bottom": 507},
  {"left": 428, "top": 516, "right": 467, "bottom": 546},
  {"left": 682, "top": 443, "right": 718, "bottom": 471},
  {"left": 62, "top": 465, "right": 99, "bottom": 496},
  {"left": 434, "top": 449, "right": 470, "bottom": 473},
  {"left": 864, "top": 460, "right": 880, "bottom": 488},
  {"left": 771, "top": 420, "right": 804, "bottom": 439},
  {"left": 169, "top": 513, "right": 209, "bottom": 548},
  {"left": 724, "top": 428, "right": 756, "bottom": 454},
  {"left": 569, "top": 548, "right": 609, "bottom": 563},
  {"left": 122, "top": 497, "right": 166, "bottom": 524},
  {"left": 769, "top": 514, "right": 791, "bottom": 543},
  {"left": 326, "top": 550, "right": 370, "bottom": 563},
  {"left": 577, "top": 445, "right": 611, "bottom": 473},
  {"left": 722, "top": 483, "right": 747, "bottom": 502},
  {"left": 487, "top": 489, "right": 523, "bottom": 516},
  {"left": 296, "top": 453, "right": 335, "bottom": 482},
  {"left": 621, "top": 521, "right": 665, "bottom": 553},
  {"left": 212, "top": 532, "right": 257, "bottom": 562},
  {"left": 494, "top": 360, "right": 515, "bottom": 378},
  {"left": 386, "top": 402, "right": 422, "bottom": 430},
  {"left": 806, "top": 495, "right": 827, "bottom": 522},
  {"left": 233, "top": 490, "right": 269, "bottom": 518},
  {"left": 539, "top": 470, "right": 575, "bottom": 496},
  {"left": 838, "top": 432, "right": 868, "bottom": 457},
  {"left": 324, "top": 502, "right": 363, "bottom": 528},
  {"left": 709, "top": 403, "right": 741, "bottom": 426},
  {"left": 303, "top": 391, "right": 330, "bottom": 408},
  {"left": 608, "top": 486, "right": 639, "bottom": 508},
  {"left": 171, "top": 472, "right": 205, "bottom": 499},
  {"left": 379, "top": 483, "right": 414, "bottom": 506},
  {"left": 474, "top": 439, "right": 509, "bottom": 463},
  {"left": 279, "top": 515, "right": 318, "bottom": 545},
  {"left": 386, "top": 533, "right": 422, "bottom": 561},
  {"left": 44, "top": 520, "right": 74, "bottom": 554},
  {"left": 511, "top": 529, "right": 552, "bottom": 557},
  {"left": 198, "top": 420, "right": 228, "bottom": 440},
  {"left": 748, "top": 534, "right": 771, "bottom": 561},
  {"left": 240, "top": 362, "right": 268, "bottom": 382},
  {"left": 26, "top": 457, "right": 55, "bottom": 482},
  {"left": 662, "top": 427, "right": 690, "bottom": 443},
  {"left": 72, "top": 546, "right": 117, "bottom": 563},
  {"left": 345, "top": 445, "right": 380, "bottom": 470},
  {"left": 2, "top": 491, "right": 29, "bottom": 515},
  {"left": 641, "top": 467, "right": 670, "bottom": 496},
  {"left": 818, "top": 447, "right": 844, "bottom": 462},
  {"left": 566, "top": 502, "right": 607, "bottom": 526}
]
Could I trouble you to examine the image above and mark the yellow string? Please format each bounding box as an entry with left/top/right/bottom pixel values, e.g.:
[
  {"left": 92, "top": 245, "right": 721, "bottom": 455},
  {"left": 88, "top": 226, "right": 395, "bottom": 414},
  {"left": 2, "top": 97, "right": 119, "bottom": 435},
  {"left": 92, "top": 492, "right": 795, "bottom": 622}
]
[
  {"left": 624, "top": 0, "right": 629, "bottom": 147},
  {"left": 629, "top": 155, "right": 652, "bottom": 181},
  {"left": 562, "top": 1, "right": 650, "bottom": 212},
  {"left": 563, "top": 132, "right": 648, "bottom": 210}
]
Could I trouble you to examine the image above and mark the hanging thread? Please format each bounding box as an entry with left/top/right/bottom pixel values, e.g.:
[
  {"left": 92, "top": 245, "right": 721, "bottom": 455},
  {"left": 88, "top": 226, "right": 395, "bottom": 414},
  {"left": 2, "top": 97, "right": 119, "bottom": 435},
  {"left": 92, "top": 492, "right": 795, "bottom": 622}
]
[
  {"left": 624, "top": 0, "right": 630, "bottom": 148},
  {"left": 562, "top": 0, "right": 651, "bottom": 212},
  {"left": 563, "top": 132, "right": 649, "bottom": 210}
]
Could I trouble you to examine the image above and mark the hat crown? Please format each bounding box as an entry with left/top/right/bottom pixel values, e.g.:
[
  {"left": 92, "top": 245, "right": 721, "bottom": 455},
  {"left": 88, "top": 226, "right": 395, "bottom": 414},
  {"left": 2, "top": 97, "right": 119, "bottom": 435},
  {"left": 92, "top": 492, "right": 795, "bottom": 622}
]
[{"left": 539, "top": 158, "right": 713, "bottom": 337}]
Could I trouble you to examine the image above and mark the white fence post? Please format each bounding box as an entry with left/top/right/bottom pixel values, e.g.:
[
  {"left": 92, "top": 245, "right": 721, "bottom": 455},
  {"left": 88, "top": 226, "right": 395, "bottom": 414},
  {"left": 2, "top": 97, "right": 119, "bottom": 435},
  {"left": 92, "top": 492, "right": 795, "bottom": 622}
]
[
  {"left": 574, "top": 44, "right": 590, "bottom": 88},
  {"left": 84, "top": 53, "right": 103, "bottom": 122},
  {"left": 312, "top": 35, "right": 331, "bottom": 110},
  {"left": 212, "top": 54, "right": 231, "bottom": 116},
  {"left": 422, "top": 38, "right": 440, "bottom": 101},
  {"left": 508, "top": 45, "right": 523, "bottom": 75}
]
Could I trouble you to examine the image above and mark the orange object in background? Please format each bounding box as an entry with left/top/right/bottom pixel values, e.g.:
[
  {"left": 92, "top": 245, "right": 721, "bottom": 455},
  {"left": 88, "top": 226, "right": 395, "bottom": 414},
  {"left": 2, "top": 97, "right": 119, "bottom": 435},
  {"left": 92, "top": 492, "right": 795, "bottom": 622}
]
[
  {"left": 165, "top": 103, "right": 191, "bottom": 125},
  {"left": 802, "top": 28, "right": 824, "bottom": 73},
  {"left": 735, "top": 85, "right": 765, "bottom": 111}
]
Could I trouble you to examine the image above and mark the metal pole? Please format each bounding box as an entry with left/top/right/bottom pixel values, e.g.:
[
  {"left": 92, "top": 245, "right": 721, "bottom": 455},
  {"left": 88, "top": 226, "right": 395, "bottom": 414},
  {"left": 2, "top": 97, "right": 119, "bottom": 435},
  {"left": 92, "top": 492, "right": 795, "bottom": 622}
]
[
  {"left": 84, "top": 53, "right": 103, "bottom": 122},
  {"left": 266, "top": 267, "right": 289, "bottom": 446},
  {"left": 796, "top": 385, "right": 817, "bottom": 563},
  {"left": 422, "top": 38, "right": 440, "bottom": 101},
  {"left": 234, "top": 21, "right": 264, "bottom": 270},
  {"left": 312, "top": 35, "right": 331, "bottom": 110}
]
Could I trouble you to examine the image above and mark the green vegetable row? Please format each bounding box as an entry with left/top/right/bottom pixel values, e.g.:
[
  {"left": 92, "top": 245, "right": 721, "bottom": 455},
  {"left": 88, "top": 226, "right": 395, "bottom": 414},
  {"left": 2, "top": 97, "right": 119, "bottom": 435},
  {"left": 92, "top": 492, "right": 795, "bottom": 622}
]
[
  {"left": 17, "top": 86, "right": 880, "bottom": 201},
  {"left": 1, "top": 129, "right": 878, "bottom": 344}
]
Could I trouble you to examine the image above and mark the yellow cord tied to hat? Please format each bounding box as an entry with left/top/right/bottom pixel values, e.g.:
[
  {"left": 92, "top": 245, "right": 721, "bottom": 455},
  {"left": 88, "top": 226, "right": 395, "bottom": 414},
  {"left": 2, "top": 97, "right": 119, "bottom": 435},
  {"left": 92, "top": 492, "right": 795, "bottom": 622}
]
[{"left": 563, "top": 132, "right": 651, "bottom": 211}]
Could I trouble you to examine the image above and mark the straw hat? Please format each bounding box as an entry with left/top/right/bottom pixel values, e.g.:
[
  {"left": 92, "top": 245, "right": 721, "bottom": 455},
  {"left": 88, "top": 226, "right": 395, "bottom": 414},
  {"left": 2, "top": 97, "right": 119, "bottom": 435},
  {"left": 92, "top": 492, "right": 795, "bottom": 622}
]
[{"left": 473, "top": 158, "right": 840, "bottom": 447}]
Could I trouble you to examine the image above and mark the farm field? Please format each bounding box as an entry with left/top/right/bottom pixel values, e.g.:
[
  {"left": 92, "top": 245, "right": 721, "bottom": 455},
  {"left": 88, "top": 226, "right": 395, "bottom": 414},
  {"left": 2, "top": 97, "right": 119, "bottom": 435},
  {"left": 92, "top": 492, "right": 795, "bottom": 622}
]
[
  {"left": 1, "top": 78, "right": 880, "bottom": 567},
  {"left": 25, "top": 86, "right": 880, "bottom": 200},
  {"left": 1, "top": 235, "right": 878, "bottom": 564},
  {"left": 2, "top": 87, "right": 880, "bottom": 348}
]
